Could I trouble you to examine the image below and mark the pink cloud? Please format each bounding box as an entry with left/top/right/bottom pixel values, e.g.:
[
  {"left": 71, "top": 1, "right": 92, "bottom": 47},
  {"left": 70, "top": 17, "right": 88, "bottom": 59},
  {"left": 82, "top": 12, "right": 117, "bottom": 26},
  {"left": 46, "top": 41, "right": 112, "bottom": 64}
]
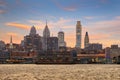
[
  {"left": 84, "top": 16, "right": 94, "bottom": 20},
  {"left": 0, "top": 0, "right": 7, "bottom": 7},
  {"left": 63, "top": 6, "right": 77, "bottom": 11},
  {"left": 86, "top": 17, "right": 120, "bottom": 35},
  {"left": 0, "top": 10, "right": 6, "bottom": 14},
  {"left": 28, "top": 18, "right": 73, "bottom": 30},
  {"left": 52, "top": 0, "right": 78, "bottom": 11},
  {"left": 100, "top": 0, "right": 108, "bottom": 3}
]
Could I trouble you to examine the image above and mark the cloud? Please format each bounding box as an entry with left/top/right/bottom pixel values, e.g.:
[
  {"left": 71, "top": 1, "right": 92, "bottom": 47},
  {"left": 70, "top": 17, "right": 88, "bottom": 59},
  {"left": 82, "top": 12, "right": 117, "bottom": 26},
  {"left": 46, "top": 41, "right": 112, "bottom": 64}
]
[
  {"left": 0, "top": 0, "right": 8, "bottom": 14},
  {"left": 28, "top": 17, "right": 73, "bottom": 30},
  {"left": 84, "top": 16, "right": 94, "bottom": 20},
  {"left": 0, "top": 31, "right": 23, "bottom": 44},
  {"left": 87, "top": 18, "right": 120, "bottom": 34},
  {"left": 63, "top": 6, "right": 77, "bottom": 11},
  {"left": 0, "top": 0, "right": 7, "bottom": 7},
  {"left": 84, "top": 16, "right": 120, "bottom": 47},
  {"left": 6, "top": 32, "right": 18, "bottom": 36},
  {"left": 52, "top": 0, "right": 78, "bottom": 11},
  {"left": 115, "top": 16, "right": 120, "bottom": 20},
  {"left": 100, "top": 0, "right": 108, "bottom": 3},
  {"left": 90, "top": 33, "right": 111, "bottom": 40},
  {"left": 0, "top": 10, "right": 6, "bottom": 14},
  {"left": 5, "top": 22, "right": 30, "bottom": 30}
]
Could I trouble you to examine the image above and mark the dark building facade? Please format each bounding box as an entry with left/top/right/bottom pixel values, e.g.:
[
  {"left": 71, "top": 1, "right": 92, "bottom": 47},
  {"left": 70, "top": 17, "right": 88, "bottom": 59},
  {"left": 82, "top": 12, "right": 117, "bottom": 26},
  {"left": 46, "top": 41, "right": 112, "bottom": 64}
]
[
  {"left": 111, "top": 45, "right": 119, "bottom": 49},
  {"left": 24, "top": 26, "right": 42, "bottom": 51},
  {"left": 84, "top": 32, "right": 89, "bottom": 49},
  {"left": 85, "top": 43, "right": 102, "bottom": 51},
  {"left": 42, "top": 21, "right": 50, "bottom": 51},
  {"left": 47, "top": 37, "right": 58, "bottom": 51}
]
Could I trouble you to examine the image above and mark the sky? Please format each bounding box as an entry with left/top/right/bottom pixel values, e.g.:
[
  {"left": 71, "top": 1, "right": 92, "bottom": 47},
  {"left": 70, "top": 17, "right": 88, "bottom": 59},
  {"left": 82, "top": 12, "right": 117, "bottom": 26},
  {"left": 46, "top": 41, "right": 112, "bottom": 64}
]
[{"left": 0, "top": 0, "right": 120, "bottom": 48}]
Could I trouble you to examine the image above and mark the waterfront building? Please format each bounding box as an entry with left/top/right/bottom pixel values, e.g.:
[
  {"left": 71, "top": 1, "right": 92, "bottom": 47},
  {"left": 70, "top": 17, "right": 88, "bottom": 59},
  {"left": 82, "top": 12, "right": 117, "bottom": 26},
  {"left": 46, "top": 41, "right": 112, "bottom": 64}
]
[
  {"left": 85, "top": 43, "right": 102, "bottom": 51},
  {"left": 109, "top": 45, "right": 120, "bottom": 63},
  {"left": 111, "top": 45, "right": 119, "bottom": 49}
]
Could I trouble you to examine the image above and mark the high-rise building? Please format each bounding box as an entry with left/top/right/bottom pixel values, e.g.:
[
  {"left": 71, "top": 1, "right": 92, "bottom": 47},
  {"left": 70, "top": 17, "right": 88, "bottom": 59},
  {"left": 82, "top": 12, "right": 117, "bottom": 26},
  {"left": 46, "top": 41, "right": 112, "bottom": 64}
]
[
  {"left": 47, "top": 37, "right": 58, "bottom": 51},
  {"left": 84, "top": 32, "right": 89, "bottom": 49},
  {"left": 75, "top": 21, "right": 82, "bottom": 49},
  {"left": 30, "top": 26, "right": 36, "bottom": 36},
  {"left": 43, "top": 21, "right": 50, "bottom": 51},
  {"left": 24, "top": 26, "right": 42, "bottom": 51},
  {"left": 58, "top": 31, "right": 66, "bottom": 48},
  {"left": 0, "top": 40, "right": 5, "bottom": 50},
  {"left": 9, "top": 36, "right": 13, "bottom": 49}
]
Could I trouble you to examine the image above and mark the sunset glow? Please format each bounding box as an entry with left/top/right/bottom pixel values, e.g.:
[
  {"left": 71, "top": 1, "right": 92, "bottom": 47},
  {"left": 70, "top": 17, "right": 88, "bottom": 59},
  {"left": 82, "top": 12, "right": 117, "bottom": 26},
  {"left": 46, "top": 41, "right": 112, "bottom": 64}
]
[{"left": 0, "top": 0, "right": 120, "bottom": 48}]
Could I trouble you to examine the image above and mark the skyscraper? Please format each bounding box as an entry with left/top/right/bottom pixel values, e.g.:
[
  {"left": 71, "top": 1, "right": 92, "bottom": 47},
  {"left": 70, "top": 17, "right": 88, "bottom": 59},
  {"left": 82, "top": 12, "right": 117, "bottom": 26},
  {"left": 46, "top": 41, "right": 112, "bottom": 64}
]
[
  {"left": 43, "top": 21, "right": 50, "bottom": 51},
  {"left": 24, "top": 26, "right": 42, "bottom": 51},
  {"left": 58, "top": 31, "right": 66, "bottom": 48},
  {"left": 47, "top": 37, "right": 58, "bottom": 51},
  {"left": 9, "top": 36, "right": 13, "bottom": 49},
  {"left": 30, "top": 26, "right": 36, "bottom": 36},
  {"left": 84, "top": 32, "right": 89, "bottom": 49},
  {"left": 0, "top": 40, "right": 5, "bottom": 50},
  {"left": 75, "top": 21, "right": 82, "bottom": 49}
]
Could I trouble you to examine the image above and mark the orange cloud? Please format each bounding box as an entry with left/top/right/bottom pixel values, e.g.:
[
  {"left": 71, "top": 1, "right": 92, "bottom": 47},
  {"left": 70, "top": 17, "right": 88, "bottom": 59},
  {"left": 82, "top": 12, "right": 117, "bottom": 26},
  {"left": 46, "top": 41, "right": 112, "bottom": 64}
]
[
  {"left": 91, "top": 39, "right": 120, "bottom": 48},
  {"left": 0, "top": 31, "right": 23, "bottom": 44},
  {"left": 6, "top": 32, "right": 18, "bottom": 36},
  {"left": 5, "top": 32, "right": 23, "bottom": 44},
  {"left": 5, "top": 22, "right": 30, "bottom": 30},
  {"left": 90, "top": 33, "right": 111, "bottom": 40}
]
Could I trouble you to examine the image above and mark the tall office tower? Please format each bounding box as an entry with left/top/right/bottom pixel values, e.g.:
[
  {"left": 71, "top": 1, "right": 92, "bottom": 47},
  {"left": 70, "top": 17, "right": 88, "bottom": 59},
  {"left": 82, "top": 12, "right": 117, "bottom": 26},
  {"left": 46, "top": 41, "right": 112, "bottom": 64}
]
[
  {"left": 84, "top": 32, "right": 89, "bottom": 49},
  {"left": 9, "top": 36, "right": 13, "bottom": 49},
  {"left": 75, "top": 21, "right": 82, "bottom": 49},
  {"left": 43, "top": 21, "right": 50, "bottom": 51},
  {"left": 58, "top": 31, "right": 66, "bottom": 48}
]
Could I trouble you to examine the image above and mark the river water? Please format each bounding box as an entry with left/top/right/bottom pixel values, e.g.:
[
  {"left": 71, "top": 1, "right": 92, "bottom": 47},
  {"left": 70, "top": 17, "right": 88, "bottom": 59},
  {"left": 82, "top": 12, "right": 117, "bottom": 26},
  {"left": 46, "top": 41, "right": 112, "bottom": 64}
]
[{"left": 0, "top": 64, "right": 120, "bottom": 80}]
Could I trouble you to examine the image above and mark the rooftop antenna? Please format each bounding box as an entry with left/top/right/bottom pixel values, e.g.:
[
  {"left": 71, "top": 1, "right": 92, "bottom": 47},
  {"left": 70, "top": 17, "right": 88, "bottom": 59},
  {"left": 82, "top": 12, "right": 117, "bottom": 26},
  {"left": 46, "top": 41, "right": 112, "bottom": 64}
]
[
  {"left": 46, "top": 19, "right": 47, "bottom": 26},
  {"left": 59, "top": 27, "right": 63, "bottom": 32},
  {"left": 52, "top": 33, "right": 53, "bottom": 37},
  {"left": 10, "top": 35, "right": 12, "bottom": 43}
]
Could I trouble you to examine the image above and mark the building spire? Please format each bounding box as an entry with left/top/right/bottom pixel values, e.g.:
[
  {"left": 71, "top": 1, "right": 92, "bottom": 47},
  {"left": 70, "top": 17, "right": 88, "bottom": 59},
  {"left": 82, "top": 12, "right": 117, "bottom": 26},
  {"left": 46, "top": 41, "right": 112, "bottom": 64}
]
[
  {"left": 10, "top": 35, "right": 13, "bottom": 49},
  {"left": 10, "top": 35, "right": 12, "bottom": 43},
  {"left": 86, "top": 32, "right": 88, "bottom": 36},
  {"left": 46, "top": 19, "right": 47, "bottom": 26},
  {"left": 84, "top": 31, "right": 89, "bottom": 49}
]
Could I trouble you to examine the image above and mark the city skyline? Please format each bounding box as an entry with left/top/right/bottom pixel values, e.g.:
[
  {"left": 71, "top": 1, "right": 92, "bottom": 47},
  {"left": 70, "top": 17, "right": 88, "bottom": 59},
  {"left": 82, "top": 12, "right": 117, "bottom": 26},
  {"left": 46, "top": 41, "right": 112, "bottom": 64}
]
[{"left": 0, "top": 0, "right": 120, "bottom": 48}]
